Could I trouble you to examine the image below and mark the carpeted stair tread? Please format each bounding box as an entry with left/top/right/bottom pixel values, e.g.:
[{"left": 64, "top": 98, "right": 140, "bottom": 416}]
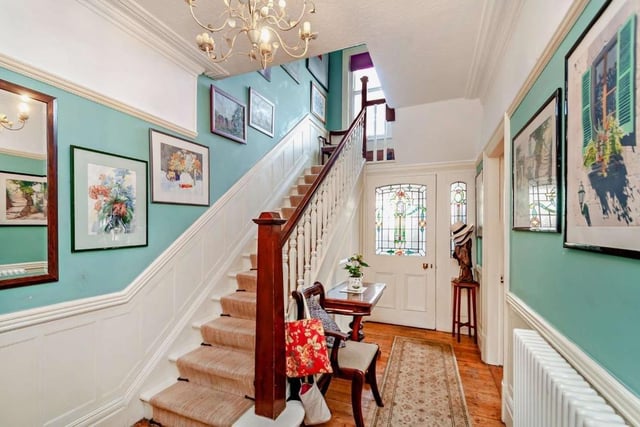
[
  {"left": 235, "top": 270, "right": 257, "bottom": 292},
  {"left": 177, "top": 345, "right": 255, "bottom": 396},
  {"left": 297, "top": 183, "right": 311, "bottom": 194},
  {"left": 220, "top": 292, "right": 256, "bottom": 320},
  {"left": 289, "top": 194, "right": 305, "bottom": 207},
  {"left": 303, "top": 173, "right": 318, "bottom": 184},
  {"left": 281, "top": 206, "right": 296, "bottom": 219},
  {"left": 150, "top": 381, "right": 252, "bottom": 427},
  {"left": 201, "top": 317, "right": 255, "bottom": 350}
]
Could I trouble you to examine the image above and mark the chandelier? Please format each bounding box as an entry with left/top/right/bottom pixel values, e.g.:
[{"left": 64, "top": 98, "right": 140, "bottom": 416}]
[
  {"left": 0, "top": 98, "right": 29, "bottom": 131},
  {"left": 186, "top": 0, "right": 318, "bottom": 69}
]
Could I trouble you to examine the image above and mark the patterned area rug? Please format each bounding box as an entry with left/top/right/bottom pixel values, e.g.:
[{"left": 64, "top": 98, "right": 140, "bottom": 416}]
[{"left": 371, "top": 337, "right": 471, "bottom": 426}]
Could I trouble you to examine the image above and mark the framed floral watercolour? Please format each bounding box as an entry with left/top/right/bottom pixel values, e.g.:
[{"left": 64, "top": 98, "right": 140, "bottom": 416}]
[
  {"left": 512, "top": 88, "right": 561, "bottom": 232},
  {"left": 249, "top": 88, "right": 275, "bottom": 137},
  {"left": 210, "top": 85, "right": 247, "bottom": 144},
  {"left": 71, "top": 146, "right": 148, "bottom": 252},
  {"left": 565, "top": 0, "right": 640, "bottom": 258},
  {"left": 310, "top": 82, "right": 326, "bottom": 123},
  {"left": 0, "top": 172, "right": 47, "bottom": 225},
  {"left": 149, "top": 129, "right": 210, "bottom": 206}
]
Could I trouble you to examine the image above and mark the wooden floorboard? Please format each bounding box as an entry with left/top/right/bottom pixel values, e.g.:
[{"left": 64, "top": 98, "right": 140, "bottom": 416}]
[{"left": 318, "top": 321, "right": 505, "bottom": 426}]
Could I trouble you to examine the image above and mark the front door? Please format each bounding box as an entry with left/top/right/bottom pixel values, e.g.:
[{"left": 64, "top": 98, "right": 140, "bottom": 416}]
[{"left": 364, "top": 172, "right": 437, "bottom": 329}]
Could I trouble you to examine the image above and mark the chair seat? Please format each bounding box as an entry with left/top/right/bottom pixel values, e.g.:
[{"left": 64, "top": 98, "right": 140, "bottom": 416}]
[{"left": 338, "top": 341, "right": 379, "bottom": 372}]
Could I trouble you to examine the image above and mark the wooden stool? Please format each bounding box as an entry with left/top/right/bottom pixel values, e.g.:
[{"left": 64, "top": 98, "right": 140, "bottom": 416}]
[{"left": 451, "top": 280, "right": 479, "bottom": 343}]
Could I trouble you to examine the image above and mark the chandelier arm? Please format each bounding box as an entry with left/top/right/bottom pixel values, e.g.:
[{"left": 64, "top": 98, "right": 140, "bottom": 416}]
[
  {"left": 0, "top": 120, "right": 26, "bottom": 131},
  {"left": 188, "top": 3, "right": 232, "bottom": 33},
  {"left": 264, "top": 27, "right": 310, "bottom": 59},
  {"left": 202, "top": 31, "right": 260, "bottom": 64},
  {"left": 263, "top": 1, "right": 314, "bottom": 31}
]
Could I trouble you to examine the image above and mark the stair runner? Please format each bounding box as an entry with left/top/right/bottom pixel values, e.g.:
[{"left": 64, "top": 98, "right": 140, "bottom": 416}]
[{"left": 148, "top": 165, "right": 322, "bottom": 427}]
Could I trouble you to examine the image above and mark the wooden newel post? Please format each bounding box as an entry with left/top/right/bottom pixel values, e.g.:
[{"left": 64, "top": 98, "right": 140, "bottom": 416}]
[
  {"left": 253, "top": 212, "right": 287, "bottom": 419},
  {"left": 360, "top": 76, "right": 369, "bottom": 158}
]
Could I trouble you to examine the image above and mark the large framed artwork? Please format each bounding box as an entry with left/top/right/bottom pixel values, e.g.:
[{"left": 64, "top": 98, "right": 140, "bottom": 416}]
[
  {"left": 210, "top": 85, "right": 247, "bottom": 144},
  {"left": 0, "top": 172, "right": 47, "bottom": 225},
  {"left": 149, "top": 129, "right": 210, "bottom": 206},
  {"left": 512, "top": 89, "right": 561, "bottom": 232},
  {"left": 306, "top": 54, "right": 329, "bottom": 90},
  {"left": 71, "top": 146, "right": 148, "bottom": 251},
  {"left": 565, "top": 0, "right": 640, "bottom": 257},
  {"left": 249, "top": 87, "right": 275, "bottom": 137},
  {"left": 281, "top": 60, "right": 301, "bottom": 84}
]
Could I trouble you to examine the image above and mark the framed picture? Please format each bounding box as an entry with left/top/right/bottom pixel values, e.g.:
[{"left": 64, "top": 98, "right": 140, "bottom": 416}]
[
  {"left": 257, "top": 67, "right": 272, "bottom": 82},
  {"left": 310, "top": 83, "right": 326, "bottom": 123},
  {"left": 307, "top": 54, "right": 329, "bottom": 90},
  {"left": 281, "top": 60, "right": 301, "bottom": 84},
  {"left": 512, "top": 88, "right": 561, "bottom": 232},
  {"left": 210, "top": 85, "right": 247, "bottom": 144},
  {"left": 149, "top": 129, "right": 210, "bottom": 206},
  {"left": 0, "top": 172, "right": 47, "bottom": 225},
  {"left": 71, "top": 146, "right": 148, "bottom": 251},
  {"left": 565, "top": 0, "right": 640, "bottom": 257},
  {"left": 249, "top": 88, "right": 275, "bottom": 137}
]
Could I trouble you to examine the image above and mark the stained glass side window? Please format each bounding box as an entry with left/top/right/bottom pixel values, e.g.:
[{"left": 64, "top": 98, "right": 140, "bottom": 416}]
[
  {"left": 450, "top": 181, "right": 468, "bottom": 255},
  {"left": 375, "top": 184, "right": 426, "bottom": 256}
]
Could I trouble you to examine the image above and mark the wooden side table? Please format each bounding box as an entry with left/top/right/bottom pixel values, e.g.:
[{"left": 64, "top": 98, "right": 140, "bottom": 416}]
[
  {"left": 324, "top": 281, "right": 386, "bottom": 341},
  {"left": 451, "top": 280, "right": 479, "bottom": 343}
]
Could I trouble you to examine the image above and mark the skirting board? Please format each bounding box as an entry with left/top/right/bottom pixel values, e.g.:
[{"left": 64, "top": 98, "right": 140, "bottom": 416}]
[{"left": 506, "top": 292, "right": 640, "bottom": 426}]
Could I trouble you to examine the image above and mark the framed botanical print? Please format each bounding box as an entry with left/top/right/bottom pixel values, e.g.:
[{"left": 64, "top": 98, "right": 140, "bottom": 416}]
[
  {"left": 565, "top": 0, "right": 640, "bottom": 257},
  {"left": 512, "top": 89, "right": 561, "bottom": 232},
  {"left": 307, "top": 54, "right": 329, "bottom": 90},
  {"left": 71, "top": 146, "right": 148, "bottom": 251},
  {"left": 310, "top": 82, "right": 326, "bottom": 123},
  {"left": 149, "top": 129, "right": 210, "bottom": 206}
]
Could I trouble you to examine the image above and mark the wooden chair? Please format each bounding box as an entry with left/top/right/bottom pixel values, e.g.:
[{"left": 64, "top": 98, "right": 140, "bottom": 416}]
[{"left": 291, "top": 281, "right": 384, "bottom": 427}]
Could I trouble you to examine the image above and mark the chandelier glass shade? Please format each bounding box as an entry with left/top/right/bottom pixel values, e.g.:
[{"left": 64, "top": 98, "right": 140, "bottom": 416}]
[
  {"left": 0, "top": 98, "right": 29, "bottom": 131},
  {"left": 186, "top": 0, "right": 317, "bottom": 69}
]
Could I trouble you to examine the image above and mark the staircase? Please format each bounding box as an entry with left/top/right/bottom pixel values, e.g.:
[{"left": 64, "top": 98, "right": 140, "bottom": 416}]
[{"left": 144, "top": 166, "right": 323, "bottom": 427}]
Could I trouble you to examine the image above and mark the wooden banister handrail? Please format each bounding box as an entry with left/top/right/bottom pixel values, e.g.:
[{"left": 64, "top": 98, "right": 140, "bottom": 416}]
[{"left": 279, "top": 108, "right": 366, "bottom": 244}]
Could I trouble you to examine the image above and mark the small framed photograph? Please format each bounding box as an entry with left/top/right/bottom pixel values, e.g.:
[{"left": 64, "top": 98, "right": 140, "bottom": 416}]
[
  {"left": 71, "top": 146, "right": 148, "bottom": 252},
  {"left": 257, "top": 67, "right": 272, "bottom": 82},
  {"left": 306, "top": 54, "right": 329, "bottom": 90},
  {"left": 281, "top": 60, "right": 300, "bottom": 84},
  {"left": 565, "top": 0, "right": 640, "bottom": 257},
  {"left": 210, "top": 85, "right": 247, "bottom": 144},
  {"left": 310, "top": 82, "right": 326, "bottom": 124},
  {"left": 149, "top": 129, "right": 210, "bottom": 206},
  {"left": 512, "top": 88, "right": 561, "bottom": 232},
  {"left": 0, "top": 172, "right": 47, "bottom": 225},
  {"left": 249, "top": 88, "right": 275, "bottom": 137}
]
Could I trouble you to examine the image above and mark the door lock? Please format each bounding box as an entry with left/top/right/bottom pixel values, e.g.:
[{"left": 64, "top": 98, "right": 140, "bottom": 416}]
[{"left": 422, "top": 263, "right": 433, "bottom": 270}]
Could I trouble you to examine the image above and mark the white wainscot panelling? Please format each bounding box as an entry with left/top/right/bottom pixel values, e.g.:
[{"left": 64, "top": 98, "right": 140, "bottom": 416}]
[
  {"left": 140, "top": 268, "right": 174, "bottom": 353},
  {"left": 0, "top": 337, "right": 40, "bottom": 426},
  {"left": 174, "top": 240, "right": 205, "bottom": 313},
  {"left": 43, "top": 322, "right": 97, "bottom": 425},
  {"left": 405, "top": 274, "right": 428, "bottom": 312},
  {"left": 202, "top": 215, "right": 227, "bottom": 273},
  {"left": 98, "top": 311, "right": 140, "bottom": 397}
]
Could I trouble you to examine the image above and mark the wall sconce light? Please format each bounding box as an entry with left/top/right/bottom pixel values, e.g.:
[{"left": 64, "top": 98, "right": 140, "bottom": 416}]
[{"left": 0, "top": 96, "right": 30, "bottom": 131}]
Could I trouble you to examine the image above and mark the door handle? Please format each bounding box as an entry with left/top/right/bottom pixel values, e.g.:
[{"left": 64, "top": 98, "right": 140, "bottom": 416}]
[{"left": 422, "top": 263, "right": 433, "bottom": 270}]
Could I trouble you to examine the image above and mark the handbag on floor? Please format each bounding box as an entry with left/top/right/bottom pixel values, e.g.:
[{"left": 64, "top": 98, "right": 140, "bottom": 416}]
[{"left": 299, "top": 380, "right": 331, "bottom": 425}]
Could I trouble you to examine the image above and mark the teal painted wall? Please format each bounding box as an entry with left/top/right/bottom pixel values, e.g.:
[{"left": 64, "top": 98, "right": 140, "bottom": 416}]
[
  {"left": 327, "top": 51, "right": 343, "bottom": 131},
  {"left": 0, "top": 58, "right": 332, "bottom": 315},
  {"left": 510, "top": 0, "right": 640, "bottom": 396}
]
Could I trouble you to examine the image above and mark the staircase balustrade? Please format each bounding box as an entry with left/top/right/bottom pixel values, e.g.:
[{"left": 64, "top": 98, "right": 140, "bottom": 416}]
[{"left": 252, "top": 75, "right": 390, "bottom": 420}]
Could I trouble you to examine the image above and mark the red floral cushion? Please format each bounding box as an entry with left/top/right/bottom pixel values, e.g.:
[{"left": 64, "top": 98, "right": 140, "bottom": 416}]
[{"left": 285, "top": 318, "right": 333, "bottom": 378}]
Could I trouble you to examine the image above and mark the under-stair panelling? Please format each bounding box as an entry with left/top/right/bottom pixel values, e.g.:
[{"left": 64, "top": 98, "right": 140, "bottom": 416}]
[{"left": 147, "top": 166, "right": 323, "bottom": 426}]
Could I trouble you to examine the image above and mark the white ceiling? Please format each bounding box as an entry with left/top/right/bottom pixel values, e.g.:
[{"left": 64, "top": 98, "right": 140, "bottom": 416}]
[{"left": 110, "top": 0, "right": 523, "bottom": 108}]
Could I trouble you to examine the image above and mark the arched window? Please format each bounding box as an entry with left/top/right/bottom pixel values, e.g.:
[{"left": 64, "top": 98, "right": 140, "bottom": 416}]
[
  {"left": 375, "top": 184, "right": 426, "bottom": 256},
  {"left": 450, "top": 181, "right": 468, "bottom": 255}
]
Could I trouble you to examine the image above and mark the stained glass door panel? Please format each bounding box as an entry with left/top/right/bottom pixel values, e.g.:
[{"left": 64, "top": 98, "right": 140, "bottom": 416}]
[{"left": 365, "top": 174, "right": 436, "bottom": 329}]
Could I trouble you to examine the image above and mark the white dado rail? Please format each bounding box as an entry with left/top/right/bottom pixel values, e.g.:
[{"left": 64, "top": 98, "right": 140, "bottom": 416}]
[{"left": 0, "top": 116, "right": 323, "bottom": 427}]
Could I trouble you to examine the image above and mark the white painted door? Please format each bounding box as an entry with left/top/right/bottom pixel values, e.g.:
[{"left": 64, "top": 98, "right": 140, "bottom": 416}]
[{"left": 364, "top": 172, "right": 437, "bottom": 329}]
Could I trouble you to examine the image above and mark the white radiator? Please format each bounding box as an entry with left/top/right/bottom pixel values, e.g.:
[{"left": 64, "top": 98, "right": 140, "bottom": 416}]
[{"left": 513, "top": 329, "right": 627, "bottom": 427}]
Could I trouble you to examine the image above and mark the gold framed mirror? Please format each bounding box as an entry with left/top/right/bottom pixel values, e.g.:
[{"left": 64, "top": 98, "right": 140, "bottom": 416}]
[{"left": 0, "top": 79, "right": 57, "bottom": 289}]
